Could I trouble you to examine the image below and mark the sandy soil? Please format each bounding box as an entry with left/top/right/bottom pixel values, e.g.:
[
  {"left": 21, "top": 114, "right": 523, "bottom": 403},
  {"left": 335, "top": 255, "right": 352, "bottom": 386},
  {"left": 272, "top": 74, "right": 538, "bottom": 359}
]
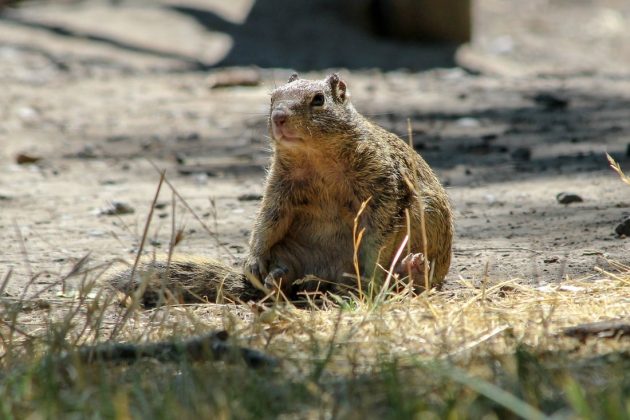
[{"left": 1, "top": 0, "right": 630, "bottom": 299}]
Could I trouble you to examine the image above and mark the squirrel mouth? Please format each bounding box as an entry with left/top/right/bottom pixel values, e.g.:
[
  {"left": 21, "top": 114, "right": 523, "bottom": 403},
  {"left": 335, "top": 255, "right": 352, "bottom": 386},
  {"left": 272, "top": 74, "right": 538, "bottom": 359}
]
[{"left": 272, "top": 126, "right": 302, "bottom": 143}]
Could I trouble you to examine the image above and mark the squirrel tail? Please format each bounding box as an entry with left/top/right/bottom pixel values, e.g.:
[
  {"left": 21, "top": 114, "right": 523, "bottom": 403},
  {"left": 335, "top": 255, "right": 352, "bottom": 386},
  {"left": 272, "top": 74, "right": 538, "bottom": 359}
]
[{"left": 109, "top": 256, "right": 264, "bottom": 307}]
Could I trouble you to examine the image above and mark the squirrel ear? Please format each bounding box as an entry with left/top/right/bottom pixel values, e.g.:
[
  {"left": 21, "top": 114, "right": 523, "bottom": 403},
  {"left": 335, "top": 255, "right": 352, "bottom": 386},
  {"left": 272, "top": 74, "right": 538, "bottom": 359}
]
[
  {"left": 287, "top": 73, "right": 299, "bottom": 83},
  {"left": 327, "top": 73, "right": 348, "bottom": 103}
]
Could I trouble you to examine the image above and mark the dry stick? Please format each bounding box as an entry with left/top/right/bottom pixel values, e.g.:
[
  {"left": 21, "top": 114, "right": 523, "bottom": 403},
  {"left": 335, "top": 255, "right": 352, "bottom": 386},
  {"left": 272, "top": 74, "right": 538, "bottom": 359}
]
[
  {"left": 481, "top": 260, "right": 490, "bottom": 304},
  {"left": 418, "top": 188, "right": 430, "bottom": 290},
  {"left": 0, "top": 268, "right": 13, "bottom": 297},
  {"left": 352, "top": 197, "right": 372, "bottom": 300},
  {"left": 603, "top": 258, "right": 630, "bottom": 272},
  {"left": 13, "top": 221, "right": 34, "bottom": 298},
  {"left": 144, "top": 194, "right": 179, "bottom": 334},
  {"left": 446, "top": 279, "right": 519, "bottom": 326},
  {"left": 377, "top": 234, "right": 409, "bottom": 304},
  {"left": 147, "top": 159, "right": 236, "bottom": 262},
  {"left": 164, "top": 191, "right": 178, "bottom": 302},
  {"left": 9, "top": 221, "right": 40, "bottom": 354},
  {"left": 455, "top": 246, "right": 544, "bottom": 255},
  {"left": 62, "top": 330, "right": 278, "bottom": 369},
  {"left": 405, "top": 119, "right": 414, "bottom": 295},
  {"left": 69, "top": 282, "right": 106, "bottom": 347},
  {"left": 595, "top": 266, "right": 630, "bottom": 286},
  {"left": 84, "top": 289, "right": 116, "bottom": 345},
  {"left": 402, "top": 175, "right": 431, "bottom": 289},
  {"left": 369, "top": 246, "right": 385, "bottom": 301},
  {"left": 607, "top": 153, "right": 630, "bottom": 185},
  {"left": 405, "top": 209, "right": 413, "bottom": 295},
  {"left": 445, "top": 324, "right": 509, "bottom": 358},
  {"left": 563, "top": 319, "right": 630, "bottom": 342},
  {"left": 130, "top": 171, "right": 165, "bottom": 281},
  {"left": 27, "top": 258, "right": 114, "bottom": 302},
  {"left": 110, "top": 172, "right": 165, "bottom": 340}
]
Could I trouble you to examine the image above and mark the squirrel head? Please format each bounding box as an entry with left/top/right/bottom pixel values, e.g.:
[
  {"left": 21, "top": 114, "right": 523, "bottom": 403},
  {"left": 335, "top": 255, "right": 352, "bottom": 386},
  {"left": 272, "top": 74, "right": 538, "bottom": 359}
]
[{"left": 268, "top": 73, "right": 357, "bottom": 149}]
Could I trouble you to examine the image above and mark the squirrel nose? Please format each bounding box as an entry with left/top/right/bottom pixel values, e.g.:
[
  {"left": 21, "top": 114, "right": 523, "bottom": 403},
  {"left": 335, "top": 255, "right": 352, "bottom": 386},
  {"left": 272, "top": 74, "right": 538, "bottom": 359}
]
[{"left": 272, "top": 110, "right": 288, "bottom": 127}]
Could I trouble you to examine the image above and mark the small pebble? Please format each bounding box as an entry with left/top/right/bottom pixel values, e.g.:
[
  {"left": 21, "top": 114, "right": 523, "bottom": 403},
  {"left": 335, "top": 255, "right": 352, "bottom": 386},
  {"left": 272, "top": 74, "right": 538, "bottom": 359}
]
[
  {"left": 238, "top": 193, "right": 263, "bottom": 201},
  {"left": 511, "top": 147, "right": 531, "bottom": 161},
  {"left": 76, "top": 145, "right": 97, "bottom": 159},
  {"left": 533, "top": 92, "right": 569, "bottom": 110},
  {"left": 556, "top": 192, "right": 583, "bottom": 205},
  {"left": 16, "top": 153, "right": 42, "bottom": 165},
  {"left": 615, "top": 217, "right": 630, "bottom": 236},
  {"left": 455, "top": 117, "right": 480, "bottom": 128},
  {"left": 98, "top": 201, "right": 135, "bottom": 216}
]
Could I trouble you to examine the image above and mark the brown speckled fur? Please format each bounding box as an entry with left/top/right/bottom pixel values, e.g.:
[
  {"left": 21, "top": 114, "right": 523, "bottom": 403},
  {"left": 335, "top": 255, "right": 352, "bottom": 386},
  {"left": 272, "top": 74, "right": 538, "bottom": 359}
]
[{"left": 111, "top": 74, "right": 453, "bottom": 304}]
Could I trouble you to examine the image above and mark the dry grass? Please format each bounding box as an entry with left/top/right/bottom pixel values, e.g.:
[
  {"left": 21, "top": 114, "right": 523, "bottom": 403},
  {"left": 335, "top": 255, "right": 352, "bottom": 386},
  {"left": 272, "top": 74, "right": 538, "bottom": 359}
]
[
  {"left": 1, "top": 162, "right": 629, "bottom": 418},
  {"left": 1, "top": 249, "right": 628, "bottom": 417}
]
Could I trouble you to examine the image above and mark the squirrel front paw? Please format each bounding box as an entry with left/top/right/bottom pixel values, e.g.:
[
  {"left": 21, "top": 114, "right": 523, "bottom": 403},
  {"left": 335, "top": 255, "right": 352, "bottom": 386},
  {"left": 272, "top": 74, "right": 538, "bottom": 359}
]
[
  {"left": 264, "top": 265, "right": 292, "bottom": 296},
  {"left": 244, "top": 254, "right": 268, "bottom": 283}
]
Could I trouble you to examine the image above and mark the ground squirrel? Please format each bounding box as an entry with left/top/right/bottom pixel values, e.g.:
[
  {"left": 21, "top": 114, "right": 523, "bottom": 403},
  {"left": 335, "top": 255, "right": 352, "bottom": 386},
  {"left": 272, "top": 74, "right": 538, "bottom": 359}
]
[{"left": 111, "top": 73, "right": 453, "bottom": 305}]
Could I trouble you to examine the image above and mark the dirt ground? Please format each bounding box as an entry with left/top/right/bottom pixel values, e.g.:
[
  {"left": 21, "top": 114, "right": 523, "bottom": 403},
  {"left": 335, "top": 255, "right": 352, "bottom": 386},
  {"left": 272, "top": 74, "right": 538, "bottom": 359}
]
[{"left": 1, "top": 0, "right": 630, "bottom": 298}]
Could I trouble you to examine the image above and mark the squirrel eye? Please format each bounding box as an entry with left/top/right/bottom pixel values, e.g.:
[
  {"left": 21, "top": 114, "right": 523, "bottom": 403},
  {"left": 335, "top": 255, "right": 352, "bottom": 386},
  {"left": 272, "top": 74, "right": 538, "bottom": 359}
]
[{"left": 310, "top": 93, "right": 325, "bottom": 107}]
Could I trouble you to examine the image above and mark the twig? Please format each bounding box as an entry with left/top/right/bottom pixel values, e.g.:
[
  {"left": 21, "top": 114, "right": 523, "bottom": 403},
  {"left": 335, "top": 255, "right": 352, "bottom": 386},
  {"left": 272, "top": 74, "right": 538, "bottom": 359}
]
[
  {"left": 110, "top": 173, "right": 165, "bottom": 339},
  {"left": 58, "top": 330, "right": 278, "bottom": 369},
  {"left": 454, "top": 247, "right": 544, "bottom": 255},
  {"left": 445, "top": 324, "right": 509, "bottom": 358},
  {"left": 147, "top": 159, "right": 235, "bottom": 261},
  {"left": 563, "top": 319, "right": 630, "bottom": 343}
]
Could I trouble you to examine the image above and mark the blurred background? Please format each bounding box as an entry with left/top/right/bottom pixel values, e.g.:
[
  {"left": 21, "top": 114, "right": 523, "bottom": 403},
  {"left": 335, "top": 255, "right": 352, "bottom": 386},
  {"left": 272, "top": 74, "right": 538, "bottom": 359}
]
[{"left": 0, "top": 0, "right": 629, "bottom": 75}]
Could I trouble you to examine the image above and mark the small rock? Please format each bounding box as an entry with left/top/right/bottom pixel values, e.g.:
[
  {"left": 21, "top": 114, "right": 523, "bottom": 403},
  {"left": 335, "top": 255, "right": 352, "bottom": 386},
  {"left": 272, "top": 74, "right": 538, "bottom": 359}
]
[
  {"left": 176, "top": 132, "right": 200, "bottom": 142},
  {"left": 207, "top": 67, "right": 261, "bottom": 89},
  {"left": 154, "top": 202, "right": 168, "bottom": 210},
  {"left": 556, "top": 193, "right": 583, "bottom": 205},
  {"left": 194, "top": 173, "right": 209, "bottom": 185},
  {"left": 544, "top": 256, "right": 559, "bottom": 263},
  {"left": 615, "top": 217, "right": 630, "bottom": 236},
  {"left": 511, "top": 147, "right": 531, "bottom": 161},
  {"left": 483, "top": 194, "right": 497, "bottom": 205},
  {"left": 175, "top": 153, "right": 187, "bottom": 164},
  {"left": 533, "top": 92, "right": 569, "bottom": 110},
  {"left": 16, "top": 153, "right": 42, "bottom": 165},
  {"left": 98, "top": 201, "right": 135, "bottom": 216},
  {"left": 238, "top": 193, "right": 263, "bottom": 201},
  {"left": 76, "top": 145, "right": 98, "bottom": 159},
  {"left": 455, "top": 117, "right": 480, "bottom": 128},
  {"left": 106, "top": 135, "right": 129, "bottom": 143},
  {"left": 17, "top": 106, "right": 38, "bottom": 121}
]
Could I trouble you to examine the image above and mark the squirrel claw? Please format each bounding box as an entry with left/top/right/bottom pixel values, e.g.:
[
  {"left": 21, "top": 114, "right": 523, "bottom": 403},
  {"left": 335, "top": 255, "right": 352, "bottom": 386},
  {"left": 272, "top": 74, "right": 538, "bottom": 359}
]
[
  {"left": 244, "top": 256, "right": 269, "bottom": 283},
  {"left": 264, "top": 266, "right": 290, "bottom": 294}
]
